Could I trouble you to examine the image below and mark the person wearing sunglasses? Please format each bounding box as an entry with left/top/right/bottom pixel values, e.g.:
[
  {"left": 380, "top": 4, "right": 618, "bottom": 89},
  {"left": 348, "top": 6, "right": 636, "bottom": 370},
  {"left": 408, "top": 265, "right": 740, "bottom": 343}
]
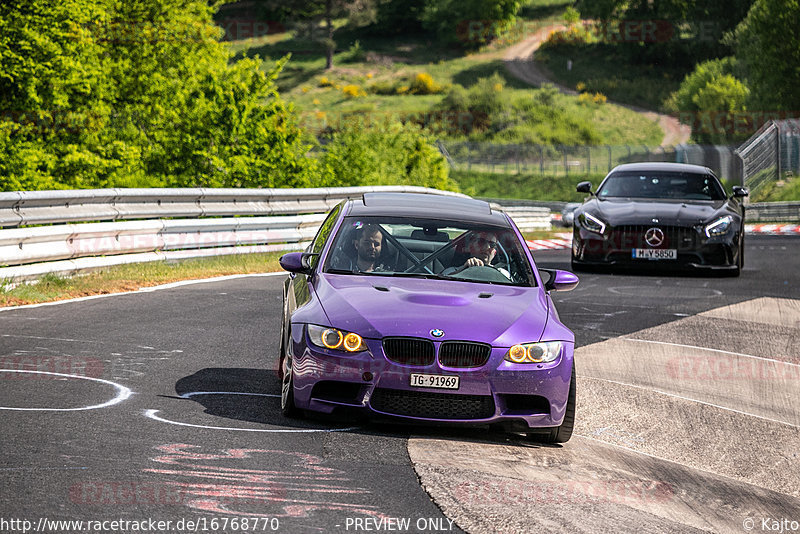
[{"left": 442, "top": 230, "right": 509, "bottom": 279}]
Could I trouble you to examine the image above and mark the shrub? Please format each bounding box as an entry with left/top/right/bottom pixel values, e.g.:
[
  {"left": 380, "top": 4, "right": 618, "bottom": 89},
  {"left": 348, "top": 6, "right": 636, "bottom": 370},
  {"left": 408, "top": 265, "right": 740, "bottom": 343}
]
[
  {"left": 421, "top": 0, "right": 521, "bottom": 46},
  {"left": 667, "top": 57, "right": 750, "bottom": 144},
  {"left": 341, "top": 84, "right": 366, "bottom": 98},
  {"left": 319, "top": 121, "right": 456, "bottom": 191},
  {"left": 342, "top": 40, "right": 366, "bottom": 63},
  {"left": 409, "top": 73, "right": 444, "bottom": 95},
  {"left": 367, "top": 80, "right": 397, "bottom": 95},
  {"left": 438, "top": 75, "right": 601, "bottom": 144}
]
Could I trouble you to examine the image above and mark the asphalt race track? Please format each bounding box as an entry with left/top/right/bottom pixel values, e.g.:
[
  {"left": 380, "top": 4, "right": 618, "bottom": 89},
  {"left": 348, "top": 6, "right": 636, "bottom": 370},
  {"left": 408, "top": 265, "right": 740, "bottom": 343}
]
[{"left": 1, "top": 234, "right": 798, "bottom": 534}]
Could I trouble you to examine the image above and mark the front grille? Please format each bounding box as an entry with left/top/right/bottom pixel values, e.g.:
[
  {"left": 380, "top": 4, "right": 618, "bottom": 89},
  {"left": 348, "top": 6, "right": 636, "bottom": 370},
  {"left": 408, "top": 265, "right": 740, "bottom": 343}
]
[
  {"left": 609, "top": 225, "right": 696, "bottom": 250},
  {"left": 439, "top": 342, "right": 491, "bottom": 368},
  {"left": 370, "top": 388, "right": 495, "bottom": 420},
  {"left": 382, "top": 337, "right": 435, "bottom": 366}
]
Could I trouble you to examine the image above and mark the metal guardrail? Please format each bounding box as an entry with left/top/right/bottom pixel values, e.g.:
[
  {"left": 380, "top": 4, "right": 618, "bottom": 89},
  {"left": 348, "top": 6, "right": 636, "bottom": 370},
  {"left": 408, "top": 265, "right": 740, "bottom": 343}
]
[
  {"left": 0, "top": 186, "right": 467, "bottom": 228},
  {"left": 0, "top": 187, "right": 550, "bottom": 283},
  {"left": 745, "top": 202, "right": 800, "bottom": 222}
]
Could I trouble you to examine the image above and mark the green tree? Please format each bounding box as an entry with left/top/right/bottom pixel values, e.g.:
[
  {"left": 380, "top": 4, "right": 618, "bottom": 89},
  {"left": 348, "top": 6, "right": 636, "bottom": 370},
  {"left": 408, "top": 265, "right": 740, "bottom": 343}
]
[
  {"left": 421, "top": 0, "right": 521, "bottom": 46},
  {"left": 320, "top": 120, "right": 454, "bottom": 190},
  {"left": 667, "top": 57, "right": 750, "bottom": 143},
  {"left": 255, "top": 0, "right": 369, "bottom": 69},
  {"left": 733, "top": 0, "right": 800, "bottom": 110},
  {"left": 0, "top": 0, "right": 318, "bottom": 191}
]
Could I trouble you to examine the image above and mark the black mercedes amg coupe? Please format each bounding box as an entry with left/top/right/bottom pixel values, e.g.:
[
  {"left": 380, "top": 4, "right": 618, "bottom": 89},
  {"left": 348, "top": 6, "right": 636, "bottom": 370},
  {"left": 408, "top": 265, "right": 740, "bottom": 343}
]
[{"left": 571, "top": 162, "right": 749, "bottom": 276}]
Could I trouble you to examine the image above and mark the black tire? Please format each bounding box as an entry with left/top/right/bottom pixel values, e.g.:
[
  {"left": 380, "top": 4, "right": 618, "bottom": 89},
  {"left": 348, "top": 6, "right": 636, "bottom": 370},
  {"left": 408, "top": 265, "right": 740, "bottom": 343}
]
[
  {"left": 532, "top": 363, "right": 576, "bottom": 444},
  {"left": 280, "top": 331, "right": 301, "bottom": 418}
]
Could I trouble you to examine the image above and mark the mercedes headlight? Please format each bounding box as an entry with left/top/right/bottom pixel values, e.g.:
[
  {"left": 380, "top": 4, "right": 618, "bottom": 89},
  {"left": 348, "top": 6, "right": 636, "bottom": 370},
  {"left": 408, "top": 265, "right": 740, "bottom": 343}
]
[
  {"left": 308, "top": 325, "right": 367, "bottom": 352},
  {"left": 505, "top": 341, "right": 563, "bottom": 364},
  {"left": 704, "top": 215, "right": 733, "bottom": 237},
  {"left": 578, "top": 212, "right": 607, "bottom": 235}
]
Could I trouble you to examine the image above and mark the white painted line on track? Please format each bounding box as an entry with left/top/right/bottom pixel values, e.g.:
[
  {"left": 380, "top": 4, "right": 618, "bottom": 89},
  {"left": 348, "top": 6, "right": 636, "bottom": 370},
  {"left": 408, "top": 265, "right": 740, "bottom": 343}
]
[
  {"left": 144, "top": 409, "right": 358, "bottom": 433},
  {"left": 0, "top": 272, "right": 287, "bottom": 312},
  {"left": 1, "top": 334, "right": 104, "bottom": 343},
  {"left": 621, "top": 337, "right": 800, "bottom": 368},
  {"left": 0, "top": 370, "right": 133, "bottom": 411},
  {"left": 582, "top": 375, "right": 799, "bottom": 428}
]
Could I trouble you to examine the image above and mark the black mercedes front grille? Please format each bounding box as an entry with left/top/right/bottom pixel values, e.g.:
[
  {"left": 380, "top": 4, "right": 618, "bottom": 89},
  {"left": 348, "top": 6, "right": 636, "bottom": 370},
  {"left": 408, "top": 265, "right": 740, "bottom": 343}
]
[
  {"left": 382, "top": 337, "right": 435, "bottom": 366},
  {"left": 370, "top": 388, "right": 495, "bottom": 420},
  {"left": 439, "top": 342, "right": 491, "bottom": 368},
  {"left": 609, "top": 225, "right": 696, "bottom": 250}
]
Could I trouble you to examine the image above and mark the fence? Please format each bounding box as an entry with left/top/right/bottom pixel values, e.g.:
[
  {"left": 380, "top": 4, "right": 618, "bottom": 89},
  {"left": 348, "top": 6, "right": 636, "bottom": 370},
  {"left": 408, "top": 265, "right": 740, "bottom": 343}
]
[
  {"left": 437, "top": 141, "right": 742, "bottom": 182},
  {"left": 735, "top": 119, "right": 800, "bottom": 199},
  {"left": 0, "top": 187, "right": 550, "bottom": 283}
]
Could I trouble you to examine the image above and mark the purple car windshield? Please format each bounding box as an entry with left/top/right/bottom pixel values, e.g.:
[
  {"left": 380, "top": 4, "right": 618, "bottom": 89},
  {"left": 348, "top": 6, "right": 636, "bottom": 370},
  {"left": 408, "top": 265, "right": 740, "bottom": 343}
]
[{"left": 324, "top": 217, "right": 537, "bottom": 287}]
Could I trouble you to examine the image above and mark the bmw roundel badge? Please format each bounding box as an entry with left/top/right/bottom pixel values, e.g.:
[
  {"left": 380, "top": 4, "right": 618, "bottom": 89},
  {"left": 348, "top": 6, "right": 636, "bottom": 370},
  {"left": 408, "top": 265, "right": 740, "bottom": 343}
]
[{"left": 430, "top": 329, "right": 445, "bottom": 338}]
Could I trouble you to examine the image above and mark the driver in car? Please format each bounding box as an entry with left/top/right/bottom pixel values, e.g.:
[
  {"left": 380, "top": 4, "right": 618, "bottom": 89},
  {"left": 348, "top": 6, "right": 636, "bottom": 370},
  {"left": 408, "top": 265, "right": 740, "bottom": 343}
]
[
  {"left": 349, "top": 223, "right": 389, "bottom": 272},
  {"left": 442, "top": 231, "right": 509, "bottom": 278}
]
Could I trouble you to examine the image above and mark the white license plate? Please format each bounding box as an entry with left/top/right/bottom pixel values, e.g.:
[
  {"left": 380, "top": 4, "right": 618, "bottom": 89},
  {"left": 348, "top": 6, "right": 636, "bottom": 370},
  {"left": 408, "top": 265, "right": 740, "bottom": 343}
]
[
  {"left": 632, "top": 248, "right": 677, "bottom": 260},
  {"left": 410, "top": 373, "right": 460, "bottom": 390}
]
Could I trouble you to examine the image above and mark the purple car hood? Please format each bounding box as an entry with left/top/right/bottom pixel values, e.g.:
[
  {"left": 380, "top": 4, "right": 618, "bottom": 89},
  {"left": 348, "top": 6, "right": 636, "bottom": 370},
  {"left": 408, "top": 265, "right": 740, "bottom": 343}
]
[{"left": 313, "top": 274, "right": 552, "bottom": 346}]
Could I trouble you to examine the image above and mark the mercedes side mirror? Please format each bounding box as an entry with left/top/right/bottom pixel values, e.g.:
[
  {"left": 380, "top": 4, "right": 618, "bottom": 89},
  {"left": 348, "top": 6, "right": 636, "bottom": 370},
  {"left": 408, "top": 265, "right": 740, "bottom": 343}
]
[
  {"left": 732, "top": 186, "right": 749, "bottom": 198},
  {"left": 576, "top": 181, "right": 593, "bottom": 195}
]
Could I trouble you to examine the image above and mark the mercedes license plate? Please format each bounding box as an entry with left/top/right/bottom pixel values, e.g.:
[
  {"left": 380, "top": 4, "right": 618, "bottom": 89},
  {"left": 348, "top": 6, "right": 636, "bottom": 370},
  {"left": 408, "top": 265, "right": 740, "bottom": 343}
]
[
  {"left": 410, "top": 373, "right": 460, "bottom": 390},
  {"left": 632, "top": 248, "right": 677, "bottom": 260}
]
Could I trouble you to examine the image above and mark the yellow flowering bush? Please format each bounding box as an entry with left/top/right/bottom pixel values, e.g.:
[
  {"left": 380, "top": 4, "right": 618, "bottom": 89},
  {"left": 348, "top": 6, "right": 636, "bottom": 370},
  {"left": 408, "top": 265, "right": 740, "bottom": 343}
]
[
  {"left": 409, "top": 72, "right": 444, "bottom": 95},
  {"left": 341, "top": 84, "right": 366, "bottom": 98}
]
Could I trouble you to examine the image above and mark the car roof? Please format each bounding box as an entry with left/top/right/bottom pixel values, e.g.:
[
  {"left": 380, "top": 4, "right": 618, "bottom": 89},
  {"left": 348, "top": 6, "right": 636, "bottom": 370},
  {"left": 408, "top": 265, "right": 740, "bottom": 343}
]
[
  {"left": 346, "top": 192, "right": 508, "bottom": 225},
  {"left": 609, "top": 162, "right": 715, "bottom": 175}
]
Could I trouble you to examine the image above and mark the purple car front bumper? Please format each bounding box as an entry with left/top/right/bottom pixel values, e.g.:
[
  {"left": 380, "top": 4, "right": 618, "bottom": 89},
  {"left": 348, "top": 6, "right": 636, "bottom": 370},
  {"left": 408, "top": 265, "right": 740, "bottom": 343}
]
[{"left": 290, "top": 329, "right": 574, "bottom": 430}]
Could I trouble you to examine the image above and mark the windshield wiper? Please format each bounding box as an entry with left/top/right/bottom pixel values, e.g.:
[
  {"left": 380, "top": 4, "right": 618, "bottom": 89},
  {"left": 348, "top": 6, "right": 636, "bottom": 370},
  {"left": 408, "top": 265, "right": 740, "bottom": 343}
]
[
  {"left": 326, "top": 268, "right": 358, "bottom": 275},
  {"left": 380, "top": 272, "right": 441, "bottom": 279}
]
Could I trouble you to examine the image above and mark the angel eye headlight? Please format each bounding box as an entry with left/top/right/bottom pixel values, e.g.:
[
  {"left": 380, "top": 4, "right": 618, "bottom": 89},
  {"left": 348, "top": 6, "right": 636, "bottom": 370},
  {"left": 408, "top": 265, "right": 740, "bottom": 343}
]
[
  {"left": 322, "top": 329, "right": 343, "bottom": 349},
  {"left": 308, "top": 325, "right": 367, "bottom": 353},
  {"left": 508, "top": 345, "right": 528, "bottom": 363},
  {"left": 504, "top": 342, "right": 563, "bottom": 364},
  {"left": 578, "top": 212, "right": 606, "bottom": 235},
  {"left": 704, "top": 215, "right": 733, "bottom": 237},
  {"left": 343, "top": 333, "right": 364, "bottom": 352}
]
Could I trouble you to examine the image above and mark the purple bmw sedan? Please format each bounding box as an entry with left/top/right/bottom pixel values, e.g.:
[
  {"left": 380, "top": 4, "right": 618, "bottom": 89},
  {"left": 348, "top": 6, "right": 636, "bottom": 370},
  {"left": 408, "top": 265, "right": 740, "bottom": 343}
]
[{"left": 278, "top": 192, "right": 579, "bottom": 443}]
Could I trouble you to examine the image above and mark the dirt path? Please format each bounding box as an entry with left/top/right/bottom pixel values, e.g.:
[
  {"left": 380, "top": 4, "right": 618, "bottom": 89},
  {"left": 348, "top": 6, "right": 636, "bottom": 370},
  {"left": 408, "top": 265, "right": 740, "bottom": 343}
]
[{"left": 502, "top": 25, "right": 691, "bottom": 147}]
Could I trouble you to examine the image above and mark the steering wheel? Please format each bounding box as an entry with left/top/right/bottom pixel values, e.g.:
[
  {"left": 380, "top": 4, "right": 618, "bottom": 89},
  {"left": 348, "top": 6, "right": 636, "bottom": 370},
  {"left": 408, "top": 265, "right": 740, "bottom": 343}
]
[{"left": 452, "top": 265, "right": 511, "bottom": 283}]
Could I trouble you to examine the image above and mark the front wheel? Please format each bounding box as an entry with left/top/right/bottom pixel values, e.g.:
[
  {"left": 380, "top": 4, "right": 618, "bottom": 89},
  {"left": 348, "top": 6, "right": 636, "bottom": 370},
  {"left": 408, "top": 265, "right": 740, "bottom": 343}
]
[
  {"left": 530, "top": 363, "right": 576, "bottom": 444},
  {"left": 280, "top": 335, "right": 301, "bottom": 418}
]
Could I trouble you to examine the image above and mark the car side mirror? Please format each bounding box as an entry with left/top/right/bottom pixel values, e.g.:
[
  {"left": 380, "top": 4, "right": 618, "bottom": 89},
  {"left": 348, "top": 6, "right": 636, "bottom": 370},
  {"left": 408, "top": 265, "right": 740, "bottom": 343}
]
[
  {"left": 732, "top": 186, "right": 749, "bottom": 198},
  {"left": 280, "top": 252, "right": 317, "bottom": 274},
  {"left": 540, "top": 269, "right": 579, "bottom": 292},
  {"left": 576, "top": 181, "right": 593, "bottom": 195}
]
